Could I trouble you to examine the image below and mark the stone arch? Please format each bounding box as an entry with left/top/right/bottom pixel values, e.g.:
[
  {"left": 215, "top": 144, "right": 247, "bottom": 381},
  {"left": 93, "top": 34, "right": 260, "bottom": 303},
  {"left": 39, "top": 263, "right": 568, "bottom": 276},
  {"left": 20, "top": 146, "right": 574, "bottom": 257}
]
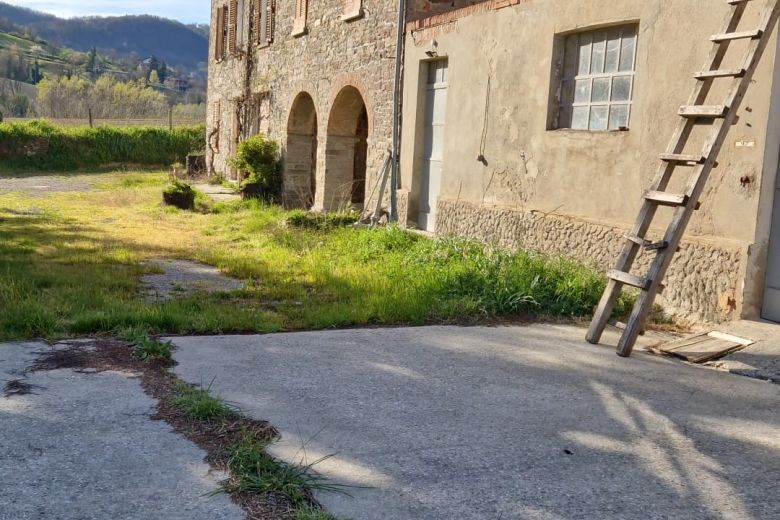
[
  {"left": 285, "top": 92, "right": 318, "bottom": 208},
  {"left": 320, "top": 85, "right": 369, "bottom": 211}
]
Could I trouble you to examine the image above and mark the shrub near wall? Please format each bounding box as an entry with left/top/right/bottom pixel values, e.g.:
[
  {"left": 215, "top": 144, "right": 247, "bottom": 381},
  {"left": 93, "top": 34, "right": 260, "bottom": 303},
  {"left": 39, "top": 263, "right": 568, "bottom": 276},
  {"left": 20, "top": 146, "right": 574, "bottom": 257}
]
[{"left": 0, "top": 120, "right": 205, "bottom": 171}]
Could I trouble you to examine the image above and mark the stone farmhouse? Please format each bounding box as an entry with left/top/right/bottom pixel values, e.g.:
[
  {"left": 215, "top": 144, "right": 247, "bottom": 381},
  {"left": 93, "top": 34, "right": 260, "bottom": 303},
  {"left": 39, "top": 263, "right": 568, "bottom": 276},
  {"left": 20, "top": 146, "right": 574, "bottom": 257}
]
[{"left": 207, "top": 0, "right": 780, "bottom": 326}]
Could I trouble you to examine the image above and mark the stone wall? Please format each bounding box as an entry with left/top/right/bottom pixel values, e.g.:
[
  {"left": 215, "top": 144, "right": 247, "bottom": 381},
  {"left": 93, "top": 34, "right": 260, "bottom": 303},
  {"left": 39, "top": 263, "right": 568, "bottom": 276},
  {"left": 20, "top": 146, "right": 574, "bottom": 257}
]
[
  {"left": 436, "top": 198, "right": 745, "bottom": 323},
  {"left": 207, "top": 0, "right": 399, "bottom": 211}
]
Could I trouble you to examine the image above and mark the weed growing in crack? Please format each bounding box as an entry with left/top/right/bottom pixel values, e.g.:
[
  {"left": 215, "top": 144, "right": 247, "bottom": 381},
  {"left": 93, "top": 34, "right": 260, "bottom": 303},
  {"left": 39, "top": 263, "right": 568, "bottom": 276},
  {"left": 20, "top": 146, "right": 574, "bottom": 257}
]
[
  {"left": 294, "top": 505, "right": 350, "bottom": 520},
  {"left": 172, "top": 380, "right": 238, "bottom": 422},
  {"left": 221, "top": 435, "right": 350, "bottom": 509},
  {"left": 121, "top": 326, "right": 173, "bottom": 362}
]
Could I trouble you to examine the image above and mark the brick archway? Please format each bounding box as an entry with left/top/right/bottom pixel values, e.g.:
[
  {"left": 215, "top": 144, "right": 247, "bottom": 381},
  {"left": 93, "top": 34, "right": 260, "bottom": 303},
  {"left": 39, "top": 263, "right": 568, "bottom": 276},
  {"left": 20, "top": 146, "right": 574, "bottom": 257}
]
[
  {"left": 318, "top": 85, "right": 369, "bottom": 211},
  {"left": 285, "top": 92, "right": 318, "bottom": 208}
]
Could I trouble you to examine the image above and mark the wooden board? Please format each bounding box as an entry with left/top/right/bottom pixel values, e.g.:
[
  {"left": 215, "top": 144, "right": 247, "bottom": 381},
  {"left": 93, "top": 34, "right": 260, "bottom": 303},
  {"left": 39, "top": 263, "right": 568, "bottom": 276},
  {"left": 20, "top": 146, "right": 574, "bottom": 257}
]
[{"left": 658, "top": 331, "right": 754, "bottom": 363}]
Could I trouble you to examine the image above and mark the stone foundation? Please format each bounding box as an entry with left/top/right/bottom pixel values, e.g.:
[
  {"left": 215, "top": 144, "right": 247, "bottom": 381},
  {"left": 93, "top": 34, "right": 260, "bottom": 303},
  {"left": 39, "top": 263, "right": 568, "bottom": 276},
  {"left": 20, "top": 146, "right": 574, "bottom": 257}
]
[{"left": 435, "top": 198, "right": 746, "bottom": 323}]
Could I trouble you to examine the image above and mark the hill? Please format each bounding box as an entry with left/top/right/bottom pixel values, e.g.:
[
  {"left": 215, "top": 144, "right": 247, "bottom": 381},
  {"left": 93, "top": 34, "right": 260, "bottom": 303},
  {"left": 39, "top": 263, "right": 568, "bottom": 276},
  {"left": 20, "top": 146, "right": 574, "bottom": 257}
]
[{"left": 0, "top": 2, "right": 208, "bottom": 70}]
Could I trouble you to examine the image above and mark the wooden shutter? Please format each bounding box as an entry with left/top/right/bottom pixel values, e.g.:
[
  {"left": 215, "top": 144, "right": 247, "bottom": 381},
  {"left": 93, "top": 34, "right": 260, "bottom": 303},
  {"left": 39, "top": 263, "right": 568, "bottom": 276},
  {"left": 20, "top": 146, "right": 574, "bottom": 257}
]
[
  {"left": 212, "top": 100, "right": 221, "bottom": 152},
  {"left": 215, "top": 7, "right": 225, "bottom": 60},
  {"left": 292, "top": 0, "right": 307, "bottom": 36},
  {"left": 255, "top": 0, "right": 275, "bottom": 45},
  {"left": 266, "top": 0, "right": 275, "bottom": 44},
  {"left": 228, "top": 0, "right": 238, "bottom": 54},
  {"left": 253, "top": 1, "right": 262, "bottom": 45}
]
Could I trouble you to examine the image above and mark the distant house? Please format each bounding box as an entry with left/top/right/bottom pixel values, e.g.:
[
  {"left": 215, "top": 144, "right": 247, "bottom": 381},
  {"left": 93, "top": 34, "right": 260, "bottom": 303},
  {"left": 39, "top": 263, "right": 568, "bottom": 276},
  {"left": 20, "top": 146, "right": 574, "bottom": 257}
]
[
  {"left": 206, "top": 0, "right": 780, "bottom": 327},
  {"left": 165, "top": 76, "right": 190, "bottom": 92}
]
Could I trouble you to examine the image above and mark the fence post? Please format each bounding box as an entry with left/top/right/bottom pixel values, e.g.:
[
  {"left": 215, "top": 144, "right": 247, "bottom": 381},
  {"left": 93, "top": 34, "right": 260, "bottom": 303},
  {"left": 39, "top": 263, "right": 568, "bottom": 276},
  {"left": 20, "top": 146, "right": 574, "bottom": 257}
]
[
  {"left": 88, "top": 108, "right": 93, "bottom": 128},
  {"left": 168, "top": 107, "right": 173, "bottom": 130}
]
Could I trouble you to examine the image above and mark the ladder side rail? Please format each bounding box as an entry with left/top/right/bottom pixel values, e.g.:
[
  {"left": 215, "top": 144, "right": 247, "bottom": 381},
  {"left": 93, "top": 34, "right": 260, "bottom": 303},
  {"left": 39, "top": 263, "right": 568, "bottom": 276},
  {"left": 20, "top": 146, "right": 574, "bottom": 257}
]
[
  {"left": 616, "top": 0, "right": 780, "bottom": 356},
  {"left": 586, "top": 1, "right": 749, "bottom": 344}
]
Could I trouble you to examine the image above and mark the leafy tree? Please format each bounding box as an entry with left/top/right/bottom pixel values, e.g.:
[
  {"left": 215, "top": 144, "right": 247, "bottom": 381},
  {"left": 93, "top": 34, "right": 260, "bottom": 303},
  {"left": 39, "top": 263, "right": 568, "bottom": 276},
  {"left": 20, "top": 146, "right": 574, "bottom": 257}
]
[{"left": 148, "top": 70, "right": 160, "bottom": 85}]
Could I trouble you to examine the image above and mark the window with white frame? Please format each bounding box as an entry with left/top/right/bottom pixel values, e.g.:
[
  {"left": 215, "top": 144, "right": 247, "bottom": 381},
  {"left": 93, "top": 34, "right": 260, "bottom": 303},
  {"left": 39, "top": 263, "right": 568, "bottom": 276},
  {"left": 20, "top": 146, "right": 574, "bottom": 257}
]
[{"left": 557, "top": 25, "right": 638, "bottom": 131}]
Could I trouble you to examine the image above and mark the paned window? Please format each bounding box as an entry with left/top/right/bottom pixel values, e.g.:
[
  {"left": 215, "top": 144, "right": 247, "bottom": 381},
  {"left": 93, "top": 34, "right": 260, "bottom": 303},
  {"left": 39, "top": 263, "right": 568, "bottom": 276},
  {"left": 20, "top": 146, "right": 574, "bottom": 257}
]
[{"left": 558, "top": 25, "right": 638, "bottom": 131}]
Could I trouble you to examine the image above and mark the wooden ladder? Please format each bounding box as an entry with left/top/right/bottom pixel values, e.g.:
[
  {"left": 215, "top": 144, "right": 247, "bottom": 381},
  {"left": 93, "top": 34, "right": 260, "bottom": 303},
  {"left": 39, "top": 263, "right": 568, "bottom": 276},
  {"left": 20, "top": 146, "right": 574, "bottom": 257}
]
[{"left": 587, "top": 0, "right": 780, "bottom": 357}]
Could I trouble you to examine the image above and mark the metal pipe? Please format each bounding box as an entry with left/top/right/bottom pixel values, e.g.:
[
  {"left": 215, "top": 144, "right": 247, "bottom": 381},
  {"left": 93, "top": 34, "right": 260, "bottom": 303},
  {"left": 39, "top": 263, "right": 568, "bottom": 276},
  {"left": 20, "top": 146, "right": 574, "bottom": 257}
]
[{"left": 390, "top": 0, "right": 407, "bottom": 222}]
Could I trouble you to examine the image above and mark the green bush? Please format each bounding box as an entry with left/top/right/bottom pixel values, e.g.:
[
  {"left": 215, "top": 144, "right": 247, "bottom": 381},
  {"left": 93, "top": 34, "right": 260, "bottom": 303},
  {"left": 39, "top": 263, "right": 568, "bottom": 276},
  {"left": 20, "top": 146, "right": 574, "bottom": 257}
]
[
  {"left": 0, "top": 120, "right": 205, "bottom": 171},
  {"left": 229, "top": 134, "right": 281, "bottom": 200},
  {"left": 163, "top": 179, "right": 197, "bottom": 210}
]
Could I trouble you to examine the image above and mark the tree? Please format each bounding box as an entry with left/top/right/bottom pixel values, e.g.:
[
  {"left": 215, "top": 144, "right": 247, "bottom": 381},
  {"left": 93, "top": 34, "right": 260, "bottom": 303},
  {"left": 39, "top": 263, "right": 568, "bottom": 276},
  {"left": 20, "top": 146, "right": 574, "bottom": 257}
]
[
  {"left": 31, "top": 60, "right": 43, "bottom": 84},
  {"left": 85, "top": 47, "right": 97, "bottom": 75},
  {"left": 148, "top": 70, "right": 160, "bottom": 85},
  {"left": 158, "top": 60, "right": 168, "bottom": 83}
]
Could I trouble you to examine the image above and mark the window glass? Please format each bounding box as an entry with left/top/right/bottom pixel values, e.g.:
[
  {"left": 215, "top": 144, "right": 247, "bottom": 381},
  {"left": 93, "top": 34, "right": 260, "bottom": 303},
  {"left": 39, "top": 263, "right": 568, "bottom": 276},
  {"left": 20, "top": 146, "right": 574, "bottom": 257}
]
[{"left": 556, "top": 24, "right": 638, "bottom": 131}]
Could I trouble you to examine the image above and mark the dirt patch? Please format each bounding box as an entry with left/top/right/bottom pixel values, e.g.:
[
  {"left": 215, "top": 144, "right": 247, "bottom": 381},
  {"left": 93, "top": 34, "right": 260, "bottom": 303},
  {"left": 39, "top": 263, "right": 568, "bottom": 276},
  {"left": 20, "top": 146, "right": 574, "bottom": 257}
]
[
  {"left": 32, "top": 338, "right": 296, "bottom": 520},
  {"left": 141, "top": 259, "right": 246, "bottom": 302}
]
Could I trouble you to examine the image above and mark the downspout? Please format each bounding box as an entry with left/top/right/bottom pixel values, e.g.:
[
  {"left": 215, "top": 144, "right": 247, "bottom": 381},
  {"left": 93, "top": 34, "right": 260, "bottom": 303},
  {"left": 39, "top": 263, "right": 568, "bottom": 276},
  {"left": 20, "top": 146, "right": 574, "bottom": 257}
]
[{"left": 390, "top": 0, "right": 407, "bottom": 222}]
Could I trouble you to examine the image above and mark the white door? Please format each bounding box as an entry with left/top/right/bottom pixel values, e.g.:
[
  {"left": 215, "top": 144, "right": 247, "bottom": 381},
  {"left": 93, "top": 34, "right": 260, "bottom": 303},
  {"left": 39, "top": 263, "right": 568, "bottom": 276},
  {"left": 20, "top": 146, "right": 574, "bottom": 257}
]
[
  {"left": 763, "top": 167, "right": 780, "bottom": 322},
  {"left": 419, "top": 60, "right": 448, "bottom": 232}
]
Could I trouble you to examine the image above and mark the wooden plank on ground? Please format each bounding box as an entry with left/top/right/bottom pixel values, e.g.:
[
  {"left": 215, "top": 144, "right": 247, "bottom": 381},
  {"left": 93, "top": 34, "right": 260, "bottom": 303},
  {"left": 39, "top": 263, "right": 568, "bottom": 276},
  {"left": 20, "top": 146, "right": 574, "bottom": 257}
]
[{"left": 658, "top": 331, "right": 754, "bottom": 363}]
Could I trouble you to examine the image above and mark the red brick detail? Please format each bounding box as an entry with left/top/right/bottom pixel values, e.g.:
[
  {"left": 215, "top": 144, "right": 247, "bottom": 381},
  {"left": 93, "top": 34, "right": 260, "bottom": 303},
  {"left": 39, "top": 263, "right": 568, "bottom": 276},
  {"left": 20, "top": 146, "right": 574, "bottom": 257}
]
[{"left": 406, "top": 0, "right": 527, "bottom": 32}]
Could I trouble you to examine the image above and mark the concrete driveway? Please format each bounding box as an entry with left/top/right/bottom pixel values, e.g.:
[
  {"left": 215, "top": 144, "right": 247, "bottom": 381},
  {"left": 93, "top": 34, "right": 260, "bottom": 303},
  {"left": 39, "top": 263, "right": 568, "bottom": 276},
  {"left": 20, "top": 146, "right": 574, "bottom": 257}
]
[
  {"left": 170, "top": 324, "right": 780, "bottom": 520},
  {"left": 0, "top": 341, "right": 244, "bottom": 520}
]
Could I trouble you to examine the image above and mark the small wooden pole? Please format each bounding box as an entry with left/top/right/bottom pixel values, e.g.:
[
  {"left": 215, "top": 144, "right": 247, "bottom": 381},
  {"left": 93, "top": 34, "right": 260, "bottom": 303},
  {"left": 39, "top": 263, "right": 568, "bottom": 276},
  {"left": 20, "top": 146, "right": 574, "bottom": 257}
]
[
  {"left": 88, "top": 108, "right": 93, "bottom": 128},
  {"left": 168, "top": 107, "right": 173, "bottom": 130}
]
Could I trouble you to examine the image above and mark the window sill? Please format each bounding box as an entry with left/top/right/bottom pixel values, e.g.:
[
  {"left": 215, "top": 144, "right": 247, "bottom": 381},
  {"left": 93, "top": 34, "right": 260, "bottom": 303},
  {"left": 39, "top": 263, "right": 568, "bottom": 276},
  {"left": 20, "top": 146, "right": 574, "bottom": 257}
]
[
  {"left": 291, "top": 25, "right": 307, "bottom": 37},
  {"left": 341, "top": 9, "right": 364, "bottom": 22},
  {"left": 548, "top": 128, "right": 630, "bottom": 134}
]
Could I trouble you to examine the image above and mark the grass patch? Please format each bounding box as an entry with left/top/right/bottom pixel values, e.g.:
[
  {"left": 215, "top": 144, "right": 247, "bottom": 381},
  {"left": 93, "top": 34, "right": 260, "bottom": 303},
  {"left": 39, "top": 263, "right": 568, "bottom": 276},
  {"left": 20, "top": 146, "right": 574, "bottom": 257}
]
[
  {"left": 222, "top": 436, "right": 349, "bottom": 509},
  {"left": 0, "top": 169, "right": 634, "bottom": 340},
  {"left": 173, "top": 380, "right": 239, "bottom": 422}
]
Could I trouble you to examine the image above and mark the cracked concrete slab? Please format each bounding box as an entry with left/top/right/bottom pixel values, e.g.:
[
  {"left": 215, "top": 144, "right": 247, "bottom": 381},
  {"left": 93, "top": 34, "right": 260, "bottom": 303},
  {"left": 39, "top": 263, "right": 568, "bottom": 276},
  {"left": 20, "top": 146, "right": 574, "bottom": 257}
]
[
  {"left": 170, "top": 324, "right": 780, "bottom": 520},
  {"left": 193, "top": 183, "right": 241, "bottom": 203},
  {"left": 701, "top": 320, "right": 780, "bottom": 382},
  {"left": 0, "top": 176, "right": 93, "bottom": 196},
  {"left": 0, "top": 342, "right": 245, "bottom": 520},
  {"left": 141, "top": 259, "right": 245, "bottom": 302}
]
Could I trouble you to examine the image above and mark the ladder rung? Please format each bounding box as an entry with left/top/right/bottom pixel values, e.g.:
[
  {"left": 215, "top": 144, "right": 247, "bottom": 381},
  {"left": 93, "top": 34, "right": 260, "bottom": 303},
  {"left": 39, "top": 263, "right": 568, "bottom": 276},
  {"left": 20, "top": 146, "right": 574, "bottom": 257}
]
[
  {"left": 678, "top": 105, "right": 728, "bottom": 118},
  {"left": 624, "top": 234, "right": 646, "bottom": 246},
  {"left": 726, "top": 0, "right": 753, "bottom": 4},
  {"left": 607, "top": 270, "right": 651, "bottom": 290},
  {"left": 644, "top": 190, "right": 689, "bottom": 206},
  {"left": 660, "top": 153, "right": 706, "bottom": 164},
  {"left": 694, "top": 68, "right": 746, "bottom": 80},
  {"left": 624, "top": 234, "right": 669, "bottom": 251},
  {"left": 711, "top": 29, "right": 763, "bottom": 43}
]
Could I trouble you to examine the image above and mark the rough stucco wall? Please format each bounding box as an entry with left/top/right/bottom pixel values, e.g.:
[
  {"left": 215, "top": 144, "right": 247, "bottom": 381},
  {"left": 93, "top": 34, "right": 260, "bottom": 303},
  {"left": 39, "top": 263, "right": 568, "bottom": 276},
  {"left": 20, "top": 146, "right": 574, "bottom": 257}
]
[
  {"left": 207, "top": 0, "right": 398, "bottom": 210},
  {"left": 399, "top": 0, "right": 780, "bottom": 320}
]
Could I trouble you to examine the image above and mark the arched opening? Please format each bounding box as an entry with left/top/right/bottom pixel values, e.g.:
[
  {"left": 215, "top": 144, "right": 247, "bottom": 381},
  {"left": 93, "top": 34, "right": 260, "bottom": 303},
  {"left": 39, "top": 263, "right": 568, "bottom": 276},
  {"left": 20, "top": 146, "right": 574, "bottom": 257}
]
[
  {"left": 285, "top": 92, "right": 318, "bottom": 208},
  {"left": 322, "top": 86, "right": 369, "bottom": 211}
]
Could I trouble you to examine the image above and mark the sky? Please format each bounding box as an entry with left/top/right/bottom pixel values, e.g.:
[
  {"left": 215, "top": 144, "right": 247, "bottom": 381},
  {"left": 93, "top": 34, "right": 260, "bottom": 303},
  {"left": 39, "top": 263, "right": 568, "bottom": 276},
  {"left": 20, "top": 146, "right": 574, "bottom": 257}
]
[{"left": 6, "top": 0, "right": 211, "bottom": 24}]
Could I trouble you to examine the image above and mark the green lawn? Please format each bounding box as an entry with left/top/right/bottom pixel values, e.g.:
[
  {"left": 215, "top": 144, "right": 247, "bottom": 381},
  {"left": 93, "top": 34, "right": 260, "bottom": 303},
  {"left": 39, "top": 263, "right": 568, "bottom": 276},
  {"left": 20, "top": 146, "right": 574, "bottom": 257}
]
[{"left": 0, "top": 169, "right": 633, "bottom": 340}]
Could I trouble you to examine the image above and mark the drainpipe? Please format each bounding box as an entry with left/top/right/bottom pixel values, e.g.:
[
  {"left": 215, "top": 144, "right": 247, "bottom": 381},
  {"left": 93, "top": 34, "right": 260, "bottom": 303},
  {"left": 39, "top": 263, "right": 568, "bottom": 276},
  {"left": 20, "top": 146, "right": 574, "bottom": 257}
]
[{"left": 390, "top": 0, "right": 407, "bottom": 222}]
